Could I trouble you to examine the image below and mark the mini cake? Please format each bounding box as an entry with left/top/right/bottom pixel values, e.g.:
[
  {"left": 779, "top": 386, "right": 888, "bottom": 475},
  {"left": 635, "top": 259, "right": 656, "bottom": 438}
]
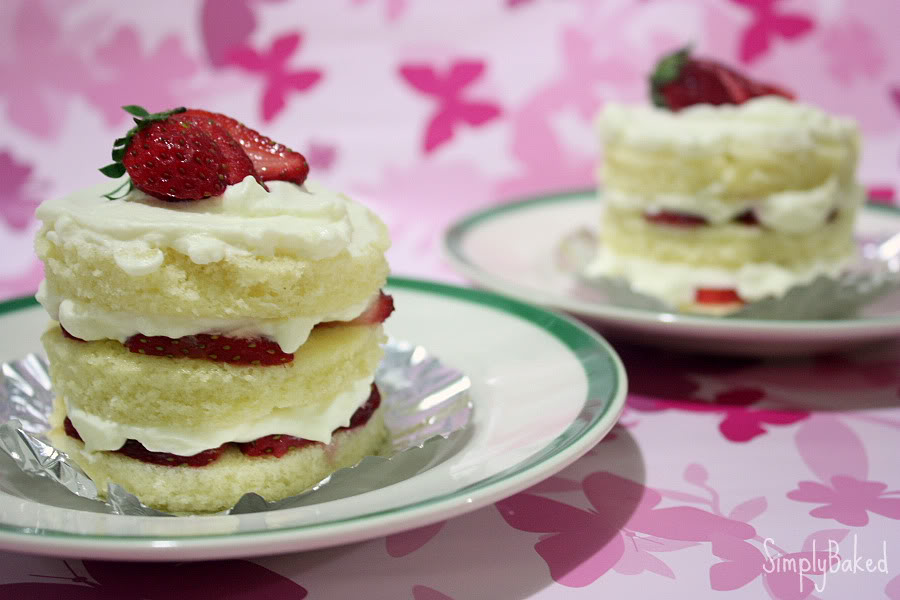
[
  {"left": 34, "top": 106, "right": 393, "bottom": 512},
  {"left": 590, "top": 48, "right": 863, "bottom": 314}
]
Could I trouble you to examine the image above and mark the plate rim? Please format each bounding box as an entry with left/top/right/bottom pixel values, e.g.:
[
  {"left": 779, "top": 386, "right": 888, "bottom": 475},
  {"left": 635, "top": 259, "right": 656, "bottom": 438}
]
[
  {"left": 0, "top": 276, "right": 627, "bottom": 557},
  {"left": 444, "top": 188, "right": 900, "bottom": 334}
]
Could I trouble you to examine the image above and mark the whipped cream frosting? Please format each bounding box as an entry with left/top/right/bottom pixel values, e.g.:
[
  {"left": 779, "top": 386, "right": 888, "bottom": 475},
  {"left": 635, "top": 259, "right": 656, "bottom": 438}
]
[
  {"left": 605, "top": 179, "right": 863, "bottom": 234},
  {"left": 598, "top": 96, "right": 859, "bottom": 155},
  {"left": 585, "top": 247, "right": 852, "bottom": 307},
  {"left": 66, "top": 374, "right": 376, "bottom": 456},
  {"left": 37, "top": 282, "right": 373, "bottom": 353},
  {"left": 36, "top": 176, "right": 386, "bottom": 276}
]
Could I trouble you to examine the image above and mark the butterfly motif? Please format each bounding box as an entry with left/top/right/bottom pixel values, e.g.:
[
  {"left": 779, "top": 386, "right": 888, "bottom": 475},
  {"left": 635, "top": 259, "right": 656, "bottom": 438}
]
[
  {"left": 398, "top": 60, "right": 502, "bottom": 153},
  {"left": 386, "top": 521, "right": 446, "bottom": 557},
  {"left": 350, "top": 0, "right": 409, "bottom": 22},
  {"left": 200, "top": 0, "right": 290, "bottom": 66},
  {"left": 710, "top": 529, "right": 847, "bottom": 599},
  {"left": 412, "top": 584, "right": 455, "bottom": 600},
  {"left": 0, "top": 559, "right": 308, "bottom": 599},
  {"left": 0, "top": 1, "right": 98, "bottom": 137},
  {"left": 0, "top": 150, "right": 40, "bottom": 231},
  {"left": 630, "top": 387, "right": 809, "bottom": 443},
  {"left": 87, "top": 27, "right": 198, "bottom": 127},
  {"left": 227, "top": 33, "right": 323, "bottom": 122},
  {"left": 731, "top": 0, "right": 814, "bottom": 64},
  {"left": 305, "top": 142, "right": 338, "bottom": 171},
  {"left": 496, "top": 471, "right": 755, "bottom": 587}
]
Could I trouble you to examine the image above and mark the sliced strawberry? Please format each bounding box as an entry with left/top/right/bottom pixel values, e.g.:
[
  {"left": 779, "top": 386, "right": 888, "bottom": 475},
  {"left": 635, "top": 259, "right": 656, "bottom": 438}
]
[
  {"left": 175, "top": 114, "right": 261, "bottom": 186},
  {"left": 339, "top": 383, "right": 381, "bottom": 430},
  {"left": 60, "top": 325, "right": 86, "bottom": 342},
  {"left": 63, "top": 385, "right": 382, "bottom": 465},
  {"left": 64, "top": 417, "right": 83, "bottom": 440},
  {"left": 695, "top": 288, "right": 744, "bottom": 305},
  {"left": 237, "top": 435, "right": 315, "bottom": 458},
  {"left": 237, "top": 384, "right": 381, "bottom": 457},
  {"left": 121, "top": 118, "right": 228, "bottom": 202},
  {"left": 650, "top": 46, "right": 793, "bottom": 111},
  {"left": 644, "top": 211, "right": 708, "bottom": 227},
  {"left": 117, "top": 439, "right": 227, "bottom": 467},
  {"left": 123, "top": 333, "right": 293, "bottom": 365},
  {"left": 734, "top": 210, "right": 760, "bottom": 226},
  {"left": 182, "top": 109, "right": 309, "bottom": 185},
  {"left": 63, "top": 417, "right": 226, "bottom": 467},
  {"left": 348, "top": 292, "right": 395, "bottom": 325}
]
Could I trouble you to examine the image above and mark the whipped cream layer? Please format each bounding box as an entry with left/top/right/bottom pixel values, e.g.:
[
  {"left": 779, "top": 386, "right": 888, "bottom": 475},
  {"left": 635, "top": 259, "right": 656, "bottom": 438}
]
[
  {"left": 605, "top": 180, "right": 863, "bottom": 234},
  {"left": 598, "top": 96, "right": 859, "bottom": 155},
  {"left": 66, "top": 374, "right": 376, "bottom": 456},
  {"left": 36, "top": 176, "right": 386, "bottom": 276},
  {"left": 37, "top": 282, "right": 373, "bottom": 353},
  {"left": 586, "top": 248, "right": 852, "bottom": 307}
]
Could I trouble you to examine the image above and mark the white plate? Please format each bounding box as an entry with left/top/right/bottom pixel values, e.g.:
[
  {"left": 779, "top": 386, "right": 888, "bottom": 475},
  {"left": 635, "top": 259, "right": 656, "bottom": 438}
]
[
  {"left": 444, "top": 191, "right": 900, "bottom": 355},
  {"left": 0, "top": 277, "right": 626, "bottom": 561}
]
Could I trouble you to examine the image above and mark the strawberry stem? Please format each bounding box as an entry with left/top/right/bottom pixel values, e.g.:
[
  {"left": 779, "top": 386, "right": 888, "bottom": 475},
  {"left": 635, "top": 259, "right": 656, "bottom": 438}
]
[
  {"left": 650, "top": 45, "right": 692, "bottom": 109},
  {"left": 100, "top": 105, "right": 187, "bottom": 200}
]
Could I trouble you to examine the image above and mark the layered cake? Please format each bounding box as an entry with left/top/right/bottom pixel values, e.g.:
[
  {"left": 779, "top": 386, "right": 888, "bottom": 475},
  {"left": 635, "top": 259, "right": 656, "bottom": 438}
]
[
  {"left": 591, "top": 48, "right": 862, "bottom": 314},
  {"left": 34, "top": 106, "right": 392, "bottom": 512}
]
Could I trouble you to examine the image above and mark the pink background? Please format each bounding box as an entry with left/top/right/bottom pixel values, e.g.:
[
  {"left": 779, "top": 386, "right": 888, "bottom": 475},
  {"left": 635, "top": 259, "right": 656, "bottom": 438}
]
[{"left": 1, "top": 1, "right": 900, "bottom": 598}]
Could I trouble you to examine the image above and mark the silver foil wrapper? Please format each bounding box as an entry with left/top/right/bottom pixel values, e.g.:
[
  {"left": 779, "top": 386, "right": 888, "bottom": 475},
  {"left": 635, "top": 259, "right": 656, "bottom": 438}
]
[
  {"left": 557, "top": 227, "right": 900, "bottom": 320},
  {"left": 0, "top": 340, "right": 471, "bottom": 516}
]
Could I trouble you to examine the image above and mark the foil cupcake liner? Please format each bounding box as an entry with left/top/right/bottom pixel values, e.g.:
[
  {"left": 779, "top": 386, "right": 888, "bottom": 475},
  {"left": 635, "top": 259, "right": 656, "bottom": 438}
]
[
  {"left": 557, "top": 227, "right": 900, "bottom": 320},
  {"left": 0, "top": 339, "right": 472, "bottom": 516}
]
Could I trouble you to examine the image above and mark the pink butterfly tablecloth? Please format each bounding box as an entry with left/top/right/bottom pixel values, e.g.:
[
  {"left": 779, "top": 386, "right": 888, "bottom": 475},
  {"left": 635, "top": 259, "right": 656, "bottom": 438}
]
[{"left": 2, "top": 1, "right": 900, "bottom": 598}]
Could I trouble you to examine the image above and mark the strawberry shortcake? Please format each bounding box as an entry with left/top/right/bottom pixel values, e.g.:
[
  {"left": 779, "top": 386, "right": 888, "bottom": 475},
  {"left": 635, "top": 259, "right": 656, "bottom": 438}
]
[
  {"left": 591, "top": 48, "right": 863, "bottom": 315},
  {"left": 35, "top": 106, "right": 393, "bottom": 512}
]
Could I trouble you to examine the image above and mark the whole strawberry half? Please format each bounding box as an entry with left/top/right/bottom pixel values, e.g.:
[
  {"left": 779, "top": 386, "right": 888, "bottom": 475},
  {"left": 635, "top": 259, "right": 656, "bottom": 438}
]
[
  {"left": 182, "top": 109, "right": 310, "bottom": 185},
  {"left": 99, "top": 105, "right": 307, "bottom": 201},
  {"left": 650, "top": 46, "right": 793, "bottom": 111}
]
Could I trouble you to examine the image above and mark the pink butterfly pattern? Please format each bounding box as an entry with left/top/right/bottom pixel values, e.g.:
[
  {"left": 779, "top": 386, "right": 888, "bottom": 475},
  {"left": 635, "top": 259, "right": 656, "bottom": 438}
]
[
  {"left": 0, "top": 151, "right": 41, "bottom": 231},
  {"left": 87, "top": 27, "right": 199, "bottom": 126},
  {"left": 787, "top": 416, "right": 900, "bottom": 526},
  {"left": 731, "top": 0, "right": 815, "bottom": 64},
  {"left": 305, "top": 142, "right": 338, "bottom": 171},
  {"left": 350, "top": 0, "right": 409, "bottom": 22},
  {"left": 227, "top": 33, "right": 323, "bottom": 122},
  {"left": 412, "top": 584, "right": 455, "bottom": 600},
  {"left": 496, "top": 471, "right": 755, "bottom": 587},
  {"left": 386, "top": 521, "right": 447, "bottom": 557},
  {"left": 630, "top": 387, "right": 810, "bottom": 443},
  {"left": 0, "top": 1, "right": 100, "bottom": 138},
  {"left": 710, "top": 529, "right": 847, "bottom": 599},
  {"left": 398, "top": 60, "right": 502, "bottom": 153}
]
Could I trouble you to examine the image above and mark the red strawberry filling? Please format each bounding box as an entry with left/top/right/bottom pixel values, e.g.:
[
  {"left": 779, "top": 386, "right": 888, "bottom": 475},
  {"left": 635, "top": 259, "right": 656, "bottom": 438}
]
[
  {"left": 60, "top": 292, "right": 395, "bottom": 366},
  {"left": 644, "top": 211, "right": 708, "bottom": 227},
  {"left": 695, "top": 288, "right": 743, "bottom": 305},
  {"left": 644, "top": 209, "right": 839, "bottom": 228},
  {"left": 124, "top": 334, "right": 293, "bottom": 365},
  {"left": 63, "top": 384, "right": 382, "bottom": 467}
]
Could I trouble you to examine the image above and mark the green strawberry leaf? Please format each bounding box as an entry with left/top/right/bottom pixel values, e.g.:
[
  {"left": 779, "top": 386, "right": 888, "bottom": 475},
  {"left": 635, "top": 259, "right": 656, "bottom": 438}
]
[
  {"left": 99, "top": 163, "right": 127, "bottom": 178},
  {"left": 122, "top": 105, "right": 150, "bottom": 117},
  {"left": 650, "top": 45, "right": 692, "bottom": 109}
]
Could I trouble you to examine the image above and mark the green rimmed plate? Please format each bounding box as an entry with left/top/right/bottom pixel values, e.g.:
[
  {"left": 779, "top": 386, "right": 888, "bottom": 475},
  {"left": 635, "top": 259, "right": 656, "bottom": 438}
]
[
  {"left": 444, "top": 190, "right": 900, "bottom": 355},
  {"left": 0, "top": 277, "right": 626, "bottom": 560}
]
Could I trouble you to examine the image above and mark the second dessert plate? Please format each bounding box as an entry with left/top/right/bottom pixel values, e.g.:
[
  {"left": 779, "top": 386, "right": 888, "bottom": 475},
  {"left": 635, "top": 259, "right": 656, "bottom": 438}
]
[
  {"left": 444, "top": 190, "right": 900, "bottom": 356},
  {"left": 0, "top": 277, "right": 625, "bottom": 561}
]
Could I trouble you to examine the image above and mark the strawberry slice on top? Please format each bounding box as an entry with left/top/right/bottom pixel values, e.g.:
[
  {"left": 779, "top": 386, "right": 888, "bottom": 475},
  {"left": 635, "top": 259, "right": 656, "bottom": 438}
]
[
  {"left": 182, "top": 109, "right": 310, "bottom": 185},
  {"left": 650, "top": 46, "right": 793, "bottom": 111},
  {"left": 100, "top": 105, "right": 309, "bottom": 201}
]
